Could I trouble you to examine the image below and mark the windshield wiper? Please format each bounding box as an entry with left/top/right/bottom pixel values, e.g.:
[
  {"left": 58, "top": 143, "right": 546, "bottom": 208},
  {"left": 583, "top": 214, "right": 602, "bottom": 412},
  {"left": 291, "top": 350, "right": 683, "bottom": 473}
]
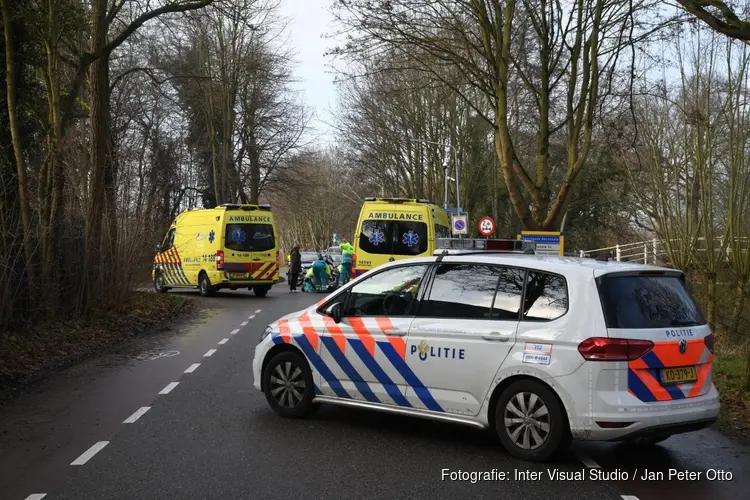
[{"left": 670, "top": 319, "right": 698, "bottom": 327}]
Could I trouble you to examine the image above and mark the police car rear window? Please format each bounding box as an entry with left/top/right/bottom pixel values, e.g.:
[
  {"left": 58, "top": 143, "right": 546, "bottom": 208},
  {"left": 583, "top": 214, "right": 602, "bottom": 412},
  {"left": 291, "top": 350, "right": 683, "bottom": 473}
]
[
  {"left": 359, "top": 220, "right": 428, "bottom": 256},
  {"left": 597, "top": 275, "right": 706, "bottom": 329},
  {"left": 225, "top": 223, "right": 275, "bottom": 252}
]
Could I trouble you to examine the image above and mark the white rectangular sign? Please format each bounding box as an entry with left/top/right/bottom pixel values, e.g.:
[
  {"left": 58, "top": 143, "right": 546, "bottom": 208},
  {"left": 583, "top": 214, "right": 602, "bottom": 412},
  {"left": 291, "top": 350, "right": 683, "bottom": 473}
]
[{"left": 451, "top": 214, "right": 469, "bottom": 235}]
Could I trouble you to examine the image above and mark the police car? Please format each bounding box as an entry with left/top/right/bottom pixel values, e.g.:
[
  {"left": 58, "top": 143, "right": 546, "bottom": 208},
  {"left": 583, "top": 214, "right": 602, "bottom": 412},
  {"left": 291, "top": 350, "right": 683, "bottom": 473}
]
[{"left": 252, "top": 238, "right": 719, "bottom": 461}]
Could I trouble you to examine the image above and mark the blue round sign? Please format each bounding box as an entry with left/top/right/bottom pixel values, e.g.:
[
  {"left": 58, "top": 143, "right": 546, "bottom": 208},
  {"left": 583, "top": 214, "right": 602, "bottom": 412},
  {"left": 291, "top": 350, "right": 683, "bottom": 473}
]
[{"left": 454, "top": 219, "right": 465, "bottom": 231}]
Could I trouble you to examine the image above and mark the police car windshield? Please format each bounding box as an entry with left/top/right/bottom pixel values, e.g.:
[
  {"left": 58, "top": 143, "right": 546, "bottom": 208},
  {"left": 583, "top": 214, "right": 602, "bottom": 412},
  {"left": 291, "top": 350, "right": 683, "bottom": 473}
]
[
  {"left": 225, "top": 223, "right": 275, "bottom": 252},
  {"left": 359, "top": 220, "right": 428, "bottom": 255},
  {"left": 597, "top": 275, "right": 706, "bottom": 329}
]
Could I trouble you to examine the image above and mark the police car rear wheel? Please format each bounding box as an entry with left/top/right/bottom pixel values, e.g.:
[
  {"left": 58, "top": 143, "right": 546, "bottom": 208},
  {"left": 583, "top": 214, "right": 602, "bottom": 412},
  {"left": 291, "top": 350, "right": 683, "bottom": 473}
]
[
  {"left": 263, "top": 351, "right": 317, "bottom": 418},
  {"left": 495, "top": 380, "right": 567, "bottom": 462}
]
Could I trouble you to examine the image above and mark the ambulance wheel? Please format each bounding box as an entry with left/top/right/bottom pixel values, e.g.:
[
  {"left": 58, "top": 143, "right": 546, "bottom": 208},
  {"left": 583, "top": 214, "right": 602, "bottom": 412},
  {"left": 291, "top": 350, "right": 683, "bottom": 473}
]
[
  {"left": 153, "top": 273, "right": 170, "bottom": 293},
  {"left": 253, "top": 286, "right": 269, "bottom": 297},
  {"left": 494, "top": 379, "right": 569, "bottom": 462},
  {"left": 262, "top": 351, "right": 318, "bottom": 418},
  {"left": 198, "top": 272, "right": 215, "bottom": 297}
]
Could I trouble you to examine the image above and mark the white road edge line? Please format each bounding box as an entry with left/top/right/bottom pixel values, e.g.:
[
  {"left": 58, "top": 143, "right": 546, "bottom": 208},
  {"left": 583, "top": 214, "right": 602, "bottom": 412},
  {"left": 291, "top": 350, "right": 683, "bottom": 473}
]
[
  {"left": 241, "top": 321, "right": 248, "bottom": 326},
  {"left": 184, "top": 363, "right": 201, "bottom": 373},
  {"left": 123, "top": 407, "right": 151, "bottom": 423},
  {"left": 254, "top": 309, "right": 262, "bottom": 313},
  {"left": 247, "top": 315, "right": 255, "bottom": 320},
  {"left": 204, "top": 349, "right": 217, "bottom": 357},
  {"left": 218, "top": 338, "right": 229, "bottom": 345},
  {"left": 159, "top": 382, "right": 179, "bottom": 395},
  {"left": 25, "top": 494, "right": 47, "bottom": 500},
  {"left": 621, "top": 496, "right": 640, "bottom": 500},
  {"left": 573, "top": 449, "right": 600, "bottom": 468},
  {"left": 231, "top": 328, "right": 240, "bottom": 335},
  {"left": 70, "top": 441, "right": 109, "bottom": 465}
]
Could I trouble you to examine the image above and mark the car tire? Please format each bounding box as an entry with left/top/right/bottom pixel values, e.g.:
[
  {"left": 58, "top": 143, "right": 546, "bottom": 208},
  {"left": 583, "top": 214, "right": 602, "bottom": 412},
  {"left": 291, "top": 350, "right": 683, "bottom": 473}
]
[
  {"left": 253, "top": 286, "right": 269, "bottom": 297},
  {"left": 154, "top": 273, "right": 169, "bottom": 293},
  {"left": 199, "top": 272, "right": 214, "bottom": 297},
  {"left": 262, "top": 351, "right": 318, "bottom": 418},
  {"left": 494, "top": 379, "right": 569, "bottom": 462}
]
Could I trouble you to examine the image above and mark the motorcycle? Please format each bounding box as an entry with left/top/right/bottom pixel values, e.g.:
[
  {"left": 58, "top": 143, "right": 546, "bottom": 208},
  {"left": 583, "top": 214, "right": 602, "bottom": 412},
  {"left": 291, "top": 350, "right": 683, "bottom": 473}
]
[{"left": 297, "top": 260, "right": 339, "bottom": 290}]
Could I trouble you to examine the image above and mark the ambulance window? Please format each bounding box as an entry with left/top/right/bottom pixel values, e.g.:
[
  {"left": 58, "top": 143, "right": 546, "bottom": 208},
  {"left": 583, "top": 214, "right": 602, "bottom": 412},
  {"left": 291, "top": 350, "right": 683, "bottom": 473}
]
[
  {"left": 342, "top": 265, "right": 428, "bottom": 317},
  {"left": 225, "top": 223, "right": 275, "bottom": 252},
  {"left": 162, "top": 229, "right": 176, "bottom": 251},
  {"left": 435, "top": 224, "right": 451, "bottom": 239},
  {"left": 359, "top": 220, "right": 392, "bottom": 255},
  {"left": 392, "top": 221, "right": 428, "bottom": 255},
  {"left": 522, "top": 271, "right": 568, "bottom": 321}
]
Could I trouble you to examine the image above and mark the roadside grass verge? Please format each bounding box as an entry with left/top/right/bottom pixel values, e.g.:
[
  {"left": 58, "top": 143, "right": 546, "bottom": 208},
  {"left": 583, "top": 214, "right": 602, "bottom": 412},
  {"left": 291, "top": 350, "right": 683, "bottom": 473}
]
[
  {"left": 713, "top": 346, "right": 750, "bottom": 444},
  {"left": 0, "top": 292, "right": 192, "bottom": 399}
]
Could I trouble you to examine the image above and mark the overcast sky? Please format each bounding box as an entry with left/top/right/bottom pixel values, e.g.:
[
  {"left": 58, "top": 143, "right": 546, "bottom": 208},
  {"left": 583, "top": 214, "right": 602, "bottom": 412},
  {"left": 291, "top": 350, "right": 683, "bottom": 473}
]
[{"left": 279, "top": 0, "right": 338, "bottom": 144}]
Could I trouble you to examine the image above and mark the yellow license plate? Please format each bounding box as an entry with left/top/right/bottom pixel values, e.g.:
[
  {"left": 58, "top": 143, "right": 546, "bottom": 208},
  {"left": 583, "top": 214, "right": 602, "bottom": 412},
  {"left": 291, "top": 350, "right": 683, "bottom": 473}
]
[
  {"left": 230, "top": 273, "right": 249, "bottom": 279},
  {"left": 660, "top": 366, "right": 697, "bottom": 385}
]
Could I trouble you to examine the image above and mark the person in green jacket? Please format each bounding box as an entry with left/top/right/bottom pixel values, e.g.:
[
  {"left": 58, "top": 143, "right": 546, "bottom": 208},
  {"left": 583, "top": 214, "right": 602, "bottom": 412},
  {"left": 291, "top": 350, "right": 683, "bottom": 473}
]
[{"left": 339, "top": 240, "right": 354, "bottom": 286}]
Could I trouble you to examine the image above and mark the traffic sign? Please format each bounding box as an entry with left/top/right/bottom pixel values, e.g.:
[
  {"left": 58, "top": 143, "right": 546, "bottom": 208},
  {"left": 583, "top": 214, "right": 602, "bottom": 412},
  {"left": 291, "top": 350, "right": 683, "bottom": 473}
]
[
  {"left": 478, "top": 216, "right": 495, "bottom": 236},
  {"left": 451, "top": 214, "right": 469, "bottom": 235}
]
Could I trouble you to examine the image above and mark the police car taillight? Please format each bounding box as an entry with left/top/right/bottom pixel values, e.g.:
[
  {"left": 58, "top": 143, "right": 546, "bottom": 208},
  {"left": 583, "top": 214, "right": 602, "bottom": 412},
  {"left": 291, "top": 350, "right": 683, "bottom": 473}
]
[
  {"left": 217, "top": 250, "right": 224, "bottom": 270},
  {"left": 577, "top": 337, "right": 654, "bottom": 361},
  {"left": 434, "top": 238, "right": 535, "bottom": 254}
]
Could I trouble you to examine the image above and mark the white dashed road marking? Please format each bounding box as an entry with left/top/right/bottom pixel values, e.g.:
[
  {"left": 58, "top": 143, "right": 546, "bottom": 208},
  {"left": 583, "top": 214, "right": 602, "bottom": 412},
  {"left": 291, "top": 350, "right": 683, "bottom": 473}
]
[
  {"left": 254, "top": 309, "right": 262, "bottom": 313},
  {"left": 247, "top": 315, "right": 255, "bottom": 320},
  {"left": 231, "top": 329, "right": 240, "bottom": 335},
  {"left": 185, "top": 363, "right": 201, "bottom": 373},
  {"left": 25, "top": 494, "right": 47, "bottom": 500},
  {"left": 621, "top": 496, "right": 640, "bottom": 500},
  {"left": 159, "top": 382, "right": 179, "bottom": 395},
  {"left": 218, "top": 338, "right": 229, "bottom": 344},
  {"left": 241, "top": 321, "right": 248, "bottom": 326},
  {"left": 123, "top": 407, "right": 150, "bottom": 423},
  {"left": 70, "top": 441, "right": 109, "bottom": 465},
  {"left": 204, "top": 349, "right": 217, "bottom": 357},
  {"left": 573, "top": 449, "right": 600, "bottom": 468}
]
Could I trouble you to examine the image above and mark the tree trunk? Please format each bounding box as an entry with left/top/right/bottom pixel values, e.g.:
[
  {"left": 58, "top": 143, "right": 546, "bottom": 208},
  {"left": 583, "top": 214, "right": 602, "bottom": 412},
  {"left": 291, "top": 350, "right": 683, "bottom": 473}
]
[
  {"left": 731, "top": 279, "right": 746, "bottom": 337},
  {"left": 1, "top": 0, "right": 38, "bottom": 304},
  {"left": 80, "top": 0, "right": 110, "bottom": 310}
]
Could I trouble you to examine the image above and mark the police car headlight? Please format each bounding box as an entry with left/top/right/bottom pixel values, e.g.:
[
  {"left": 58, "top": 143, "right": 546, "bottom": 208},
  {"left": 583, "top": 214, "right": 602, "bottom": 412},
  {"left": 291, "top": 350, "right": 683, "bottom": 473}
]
[{"left": 260, "top": 326, "right": 273, "bottom": 343}]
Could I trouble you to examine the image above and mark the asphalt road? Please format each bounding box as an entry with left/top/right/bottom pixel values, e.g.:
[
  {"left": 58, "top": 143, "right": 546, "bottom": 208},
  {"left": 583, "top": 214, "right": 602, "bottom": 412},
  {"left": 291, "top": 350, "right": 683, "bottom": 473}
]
[{"left": 1, "top": 283, "right": 749, "bottom": 500}]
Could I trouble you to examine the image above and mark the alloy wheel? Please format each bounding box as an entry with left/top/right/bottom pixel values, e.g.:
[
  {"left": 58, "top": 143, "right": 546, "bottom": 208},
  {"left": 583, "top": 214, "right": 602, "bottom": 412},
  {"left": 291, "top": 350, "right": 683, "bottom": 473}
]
[
  {"left": 503, "top": 392, "right": 551, "bottom": 450},
  {"left": 269, "top": 361, "right": 306, "bottom": 408}
]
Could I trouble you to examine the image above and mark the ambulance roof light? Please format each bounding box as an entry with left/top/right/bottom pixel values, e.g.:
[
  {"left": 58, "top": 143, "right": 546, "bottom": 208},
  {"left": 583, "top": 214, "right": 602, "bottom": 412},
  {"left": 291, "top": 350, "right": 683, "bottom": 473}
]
[
  {"left": 258, "top": 204, "right": 271, "bottom": 211},
  {"left": 218, "top": 203, "right": 241, "bottom": 209},
  {"left": 417, "top": 199, "right": 431, "bottom": 204},
  {"left": 433, "top": 238, "right": 536, "bottom": 255}
]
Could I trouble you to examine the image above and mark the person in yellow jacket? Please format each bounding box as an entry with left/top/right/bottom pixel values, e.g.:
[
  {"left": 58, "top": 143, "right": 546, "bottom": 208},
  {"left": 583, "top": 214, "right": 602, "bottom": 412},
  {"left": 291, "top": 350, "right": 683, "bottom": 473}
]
[{"left": 303, "top": 267, "right": 315, "bottom": 292}]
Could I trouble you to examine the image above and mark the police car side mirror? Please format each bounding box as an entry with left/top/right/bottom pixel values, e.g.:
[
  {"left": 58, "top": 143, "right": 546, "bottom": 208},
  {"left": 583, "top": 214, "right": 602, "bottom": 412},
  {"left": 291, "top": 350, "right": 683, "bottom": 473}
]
[
  {"left": 327, "top": 302, "right": 342, "bottom": 324},
  {"left": 154, "top": 243, "right": 161, "bottom": 253}
]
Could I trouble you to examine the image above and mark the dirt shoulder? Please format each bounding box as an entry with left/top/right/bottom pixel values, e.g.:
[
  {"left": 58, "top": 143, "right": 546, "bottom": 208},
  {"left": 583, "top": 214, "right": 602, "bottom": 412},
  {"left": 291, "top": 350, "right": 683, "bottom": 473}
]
[{"left": 0, "top": 292, "right": 192, "bottom": 400}]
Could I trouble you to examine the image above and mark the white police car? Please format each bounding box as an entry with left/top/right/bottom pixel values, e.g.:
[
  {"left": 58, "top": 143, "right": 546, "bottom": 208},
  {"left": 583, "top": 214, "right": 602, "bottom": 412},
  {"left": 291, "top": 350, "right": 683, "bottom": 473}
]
[{"left": 252, "top": 238, "right": 719, "bottom": 461}]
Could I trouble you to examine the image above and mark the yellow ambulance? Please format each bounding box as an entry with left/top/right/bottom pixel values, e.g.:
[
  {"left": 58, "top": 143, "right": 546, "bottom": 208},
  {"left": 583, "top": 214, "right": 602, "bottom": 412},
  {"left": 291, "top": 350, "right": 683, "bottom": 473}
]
[
  {"left": 152, "top": 203, "right": 280, "bottom": 297},
  {"left": 351, "top": 197, "right": 451, "bottom": 278}
]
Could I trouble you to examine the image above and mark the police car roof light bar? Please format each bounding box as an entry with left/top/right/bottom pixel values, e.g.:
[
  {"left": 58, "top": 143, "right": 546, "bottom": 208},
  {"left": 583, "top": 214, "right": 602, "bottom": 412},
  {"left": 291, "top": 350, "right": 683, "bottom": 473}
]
[{"left": 434, "top": 238, "right": 535, "bottom": 255}]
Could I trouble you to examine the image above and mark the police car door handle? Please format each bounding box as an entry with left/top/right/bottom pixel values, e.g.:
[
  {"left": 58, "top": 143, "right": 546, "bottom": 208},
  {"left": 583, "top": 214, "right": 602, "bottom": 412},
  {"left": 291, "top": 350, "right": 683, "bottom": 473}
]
[
  {"left": 482, "top": 332, "right": 510, "bottom": 342},
  {"left": 386, "top": 330, "right": 408, "bottom": 337}
]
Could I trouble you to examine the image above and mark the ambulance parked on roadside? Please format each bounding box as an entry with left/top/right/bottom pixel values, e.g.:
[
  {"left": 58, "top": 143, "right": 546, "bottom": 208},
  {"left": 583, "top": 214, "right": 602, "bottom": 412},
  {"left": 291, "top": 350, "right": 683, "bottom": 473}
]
[
  {"left": 351, "top": 198, "right": 451, "bottom": 278},
  {"left": 152, "top": 203, "right": 280, "bottom": 297}
]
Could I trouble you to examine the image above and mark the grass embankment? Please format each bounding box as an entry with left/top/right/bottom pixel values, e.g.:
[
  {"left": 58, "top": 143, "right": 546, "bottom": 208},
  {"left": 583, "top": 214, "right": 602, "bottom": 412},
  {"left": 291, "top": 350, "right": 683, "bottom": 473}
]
[
  {"left": 0, "top": 292, "right": 192, "bottom": 398},
  {"left": 713, "top": 349, "right": 750, "bottom": 443}
]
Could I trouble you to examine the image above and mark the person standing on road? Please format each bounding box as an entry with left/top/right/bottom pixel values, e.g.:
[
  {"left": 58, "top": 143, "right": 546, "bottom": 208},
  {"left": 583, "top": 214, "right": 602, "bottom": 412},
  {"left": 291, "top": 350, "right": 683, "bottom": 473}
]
[
  {"left": 339, "top": 240, "right": 354, "bottom": 286},
  {"left": 311, "top": 253, "right": 330, "bottom": 291},
  {"left": 289, "top": 245, "right": 302, "bottom": 293}
]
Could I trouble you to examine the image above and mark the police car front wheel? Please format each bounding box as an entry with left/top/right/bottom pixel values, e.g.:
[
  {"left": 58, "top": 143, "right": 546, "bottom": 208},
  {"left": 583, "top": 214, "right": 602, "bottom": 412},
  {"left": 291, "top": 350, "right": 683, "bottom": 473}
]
[
  {"left": 262, "top": 351, "right": 318, "bottom": 418},
  {"left": 495, "top": 380, "right": 569, "bottom": 462}
]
